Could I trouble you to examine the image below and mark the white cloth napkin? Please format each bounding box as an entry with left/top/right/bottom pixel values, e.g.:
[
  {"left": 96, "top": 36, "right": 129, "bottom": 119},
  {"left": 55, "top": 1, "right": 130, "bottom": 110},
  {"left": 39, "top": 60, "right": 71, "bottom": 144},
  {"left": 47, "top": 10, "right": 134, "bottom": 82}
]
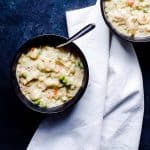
[{"left": 27, "top": 1, "right": 144, "bottom": 150}]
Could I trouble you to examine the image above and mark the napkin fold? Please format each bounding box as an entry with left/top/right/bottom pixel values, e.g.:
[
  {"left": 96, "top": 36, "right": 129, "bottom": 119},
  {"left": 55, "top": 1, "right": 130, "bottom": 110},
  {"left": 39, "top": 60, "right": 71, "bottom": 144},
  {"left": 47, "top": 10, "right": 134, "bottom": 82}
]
[
  {"left": 101, "top": 36, "right": 144, "bottom": 149},
  {"left": 27, "top": 1, "right": 144, "bottom": 150}
]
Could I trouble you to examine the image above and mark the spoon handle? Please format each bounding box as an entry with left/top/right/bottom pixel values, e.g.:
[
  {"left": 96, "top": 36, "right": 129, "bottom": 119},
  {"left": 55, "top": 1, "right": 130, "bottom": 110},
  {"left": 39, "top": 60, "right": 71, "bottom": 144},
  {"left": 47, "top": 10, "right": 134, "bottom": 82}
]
[{"left": 56, "top": 23, "right": 96, "bottom": 48}]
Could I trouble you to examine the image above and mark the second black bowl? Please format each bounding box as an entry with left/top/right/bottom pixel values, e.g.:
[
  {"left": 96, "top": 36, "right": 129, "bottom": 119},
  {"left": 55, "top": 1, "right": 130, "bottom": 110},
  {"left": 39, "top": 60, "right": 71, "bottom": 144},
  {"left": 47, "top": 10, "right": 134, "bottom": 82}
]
[
  {"left": 11, "top": 34, "right": 89, "bottom": 114},
  {"left": 100, "top": 0, "right": 150, "bottom": 43}
]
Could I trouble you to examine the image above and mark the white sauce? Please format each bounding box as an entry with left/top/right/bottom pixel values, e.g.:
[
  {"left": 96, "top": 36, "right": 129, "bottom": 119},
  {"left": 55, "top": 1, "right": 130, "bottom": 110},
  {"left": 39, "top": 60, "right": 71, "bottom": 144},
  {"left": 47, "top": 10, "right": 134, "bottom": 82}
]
[{"left": 16, "top": 46, "right": 84, "bottom": 108}]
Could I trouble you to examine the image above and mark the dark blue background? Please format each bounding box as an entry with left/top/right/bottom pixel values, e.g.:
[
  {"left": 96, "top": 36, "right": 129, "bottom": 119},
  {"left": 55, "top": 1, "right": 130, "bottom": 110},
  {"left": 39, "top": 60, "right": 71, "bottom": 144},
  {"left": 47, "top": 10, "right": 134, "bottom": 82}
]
[{"left": 0, "top": 0, "right": 150, "bottom": 149}]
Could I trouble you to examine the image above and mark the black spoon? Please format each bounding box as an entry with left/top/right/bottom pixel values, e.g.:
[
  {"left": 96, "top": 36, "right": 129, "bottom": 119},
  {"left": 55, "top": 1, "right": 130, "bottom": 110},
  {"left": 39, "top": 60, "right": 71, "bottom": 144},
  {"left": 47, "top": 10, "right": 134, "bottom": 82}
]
[{"left": 56, "top": 23, "right": 96, "bottom": 48}]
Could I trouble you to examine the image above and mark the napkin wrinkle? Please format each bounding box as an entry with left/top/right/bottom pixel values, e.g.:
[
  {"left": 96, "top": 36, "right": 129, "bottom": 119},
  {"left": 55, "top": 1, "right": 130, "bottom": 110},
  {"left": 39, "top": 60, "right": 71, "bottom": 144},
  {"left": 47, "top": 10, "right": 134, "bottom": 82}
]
[
  {"left": 104, "top": 90, "right": 138, "bottom": 118},
  {"left": 101, "top": 142, "right": 136, "bottom": 150}
]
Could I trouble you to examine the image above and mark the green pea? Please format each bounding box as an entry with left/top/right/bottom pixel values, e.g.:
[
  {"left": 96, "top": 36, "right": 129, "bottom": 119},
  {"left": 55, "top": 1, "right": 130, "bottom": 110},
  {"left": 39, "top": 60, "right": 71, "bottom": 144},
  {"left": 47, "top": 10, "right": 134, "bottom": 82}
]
[
  {"left": 76, "top": 60, "right": 83, "bottom": 68},
  {"left": 59, "top": 75, "right": 65, "bottom": 81},
  {"left": 32, "top": 99, "right": 40, "bottom": 105},
  {"left": 22, "top": 73, "right": 27, "bottom": 78}
]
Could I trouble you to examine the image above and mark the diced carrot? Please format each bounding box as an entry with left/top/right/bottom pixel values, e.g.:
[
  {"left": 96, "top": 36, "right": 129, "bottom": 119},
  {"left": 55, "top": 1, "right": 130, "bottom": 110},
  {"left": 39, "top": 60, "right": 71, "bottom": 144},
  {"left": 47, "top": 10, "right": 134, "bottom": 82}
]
[
  {"left": 47, "top": 88, "right": 58, "bottom": 99},
  {"left": 127, "top": 0, "right": 134, "bottom": 6},
  {"left": 53, "top": 88, "right": 58, "bottom": 96}
]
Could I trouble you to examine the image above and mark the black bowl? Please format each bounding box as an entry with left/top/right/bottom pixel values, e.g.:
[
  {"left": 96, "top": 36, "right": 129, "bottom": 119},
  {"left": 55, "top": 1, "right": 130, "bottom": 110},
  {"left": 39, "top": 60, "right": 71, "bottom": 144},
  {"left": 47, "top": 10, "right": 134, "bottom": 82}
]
[
  {"left": 11, "top": 34, "right": 89, "bottom": 114},
  {"left": 100, "top": 0, "right": 150, "bottom": 43}
]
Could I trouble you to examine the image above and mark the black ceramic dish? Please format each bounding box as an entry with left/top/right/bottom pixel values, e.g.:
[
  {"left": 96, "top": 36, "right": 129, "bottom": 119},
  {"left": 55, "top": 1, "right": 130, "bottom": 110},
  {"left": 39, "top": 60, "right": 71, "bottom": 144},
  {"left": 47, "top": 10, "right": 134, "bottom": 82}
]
[
  {"left": 11, "top": 34, "right": 89, "bottom": 114},
  {"left": 100, "top": 0, "right": 150, "bottom": 43}
]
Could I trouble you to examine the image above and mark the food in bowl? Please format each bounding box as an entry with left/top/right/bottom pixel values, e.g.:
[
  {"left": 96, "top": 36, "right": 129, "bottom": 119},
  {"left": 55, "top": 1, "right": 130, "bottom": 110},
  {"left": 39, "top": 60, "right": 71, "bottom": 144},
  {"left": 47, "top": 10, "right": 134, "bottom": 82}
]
[
  {"left": 104, "top": 0, "right": 150, "bottom": 37},
  {"left": 16, "top": 46, "right": 84, "bottom": 108}
]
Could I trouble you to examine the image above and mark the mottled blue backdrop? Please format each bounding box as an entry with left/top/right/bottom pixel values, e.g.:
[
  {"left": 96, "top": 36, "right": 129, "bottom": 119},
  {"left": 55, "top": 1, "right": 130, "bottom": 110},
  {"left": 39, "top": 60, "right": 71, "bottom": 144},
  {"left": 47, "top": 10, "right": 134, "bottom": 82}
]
[{"left": 0, "top": 0, "right": 150, "bottom": 149}]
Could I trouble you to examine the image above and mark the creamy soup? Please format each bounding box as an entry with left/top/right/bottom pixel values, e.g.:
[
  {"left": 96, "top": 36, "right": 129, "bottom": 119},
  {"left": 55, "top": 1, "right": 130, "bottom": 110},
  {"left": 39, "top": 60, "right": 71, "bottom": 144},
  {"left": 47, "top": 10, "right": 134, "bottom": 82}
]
[
  {"left": 16, "top": 46, "right": 84, "bottom": 108},
  {"left": 104, "top": 0, "right": 150, "bottom": 37}
]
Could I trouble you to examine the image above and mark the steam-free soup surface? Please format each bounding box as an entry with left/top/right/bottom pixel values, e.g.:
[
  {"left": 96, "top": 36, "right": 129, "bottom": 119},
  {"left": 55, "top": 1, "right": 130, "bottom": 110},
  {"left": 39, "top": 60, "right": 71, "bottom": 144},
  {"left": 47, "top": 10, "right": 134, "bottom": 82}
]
[{"left": 16, "top": 46, "right": 84, "bottom": 108}]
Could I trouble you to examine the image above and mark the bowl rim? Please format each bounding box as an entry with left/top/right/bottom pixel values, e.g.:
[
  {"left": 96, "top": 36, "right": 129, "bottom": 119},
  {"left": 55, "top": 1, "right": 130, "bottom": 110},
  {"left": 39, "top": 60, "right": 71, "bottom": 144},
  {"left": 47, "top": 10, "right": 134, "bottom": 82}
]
[
  {"left": 100, "top": 0, "right": 150, "bottom": 43},
  {"left": 11, "top": 34, "right": 89, "bottom": 114}
]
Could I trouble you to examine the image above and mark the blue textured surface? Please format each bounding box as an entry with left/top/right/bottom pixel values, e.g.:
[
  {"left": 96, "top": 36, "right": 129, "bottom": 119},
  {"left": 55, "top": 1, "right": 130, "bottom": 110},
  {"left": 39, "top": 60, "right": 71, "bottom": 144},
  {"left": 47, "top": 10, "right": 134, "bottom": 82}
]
[{"left": 0, "top": 0, "right": 150, "bottom": 149}]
